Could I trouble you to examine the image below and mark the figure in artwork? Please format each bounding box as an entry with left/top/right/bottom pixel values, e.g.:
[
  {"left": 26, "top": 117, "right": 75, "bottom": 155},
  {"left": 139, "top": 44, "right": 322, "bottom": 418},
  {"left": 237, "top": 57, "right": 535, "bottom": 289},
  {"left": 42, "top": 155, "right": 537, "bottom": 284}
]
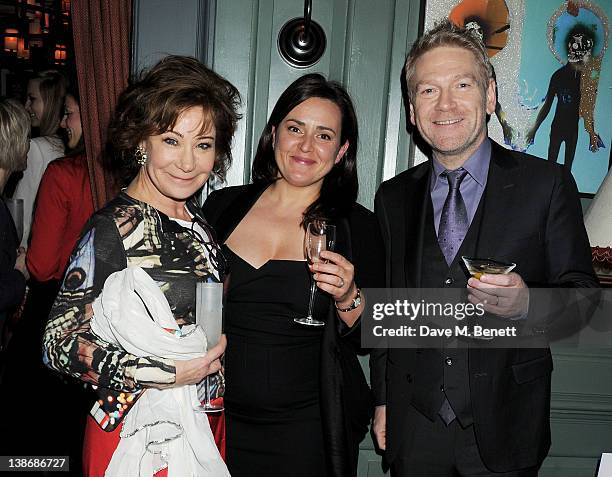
[{"left": 525, "top": 0, "right": 608, "bottom": 170}]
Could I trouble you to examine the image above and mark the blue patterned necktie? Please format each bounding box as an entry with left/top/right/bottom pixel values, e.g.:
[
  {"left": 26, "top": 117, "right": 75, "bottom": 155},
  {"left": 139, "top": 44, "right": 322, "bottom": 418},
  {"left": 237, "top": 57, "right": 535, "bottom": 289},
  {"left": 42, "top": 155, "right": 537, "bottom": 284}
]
[{"left": 438, "top": 168, "right": 469, "bottom": 265}]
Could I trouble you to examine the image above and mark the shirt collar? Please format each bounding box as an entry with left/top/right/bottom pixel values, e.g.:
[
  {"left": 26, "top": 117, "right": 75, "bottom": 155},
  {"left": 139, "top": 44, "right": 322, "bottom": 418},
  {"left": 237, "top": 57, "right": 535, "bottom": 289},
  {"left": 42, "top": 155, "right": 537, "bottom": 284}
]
[{"left": 431, "top": 138, "right": 491, "bottom": 187}]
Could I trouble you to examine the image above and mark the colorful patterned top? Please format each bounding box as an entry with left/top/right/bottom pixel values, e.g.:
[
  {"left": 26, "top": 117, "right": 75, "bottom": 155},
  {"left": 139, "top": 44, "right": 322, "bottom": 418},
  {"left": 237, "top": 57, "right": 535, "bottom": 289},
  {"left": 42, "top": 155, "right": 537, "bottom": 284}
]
[{"left": 43, "top": 192, "right": 225, "bottom": 430}]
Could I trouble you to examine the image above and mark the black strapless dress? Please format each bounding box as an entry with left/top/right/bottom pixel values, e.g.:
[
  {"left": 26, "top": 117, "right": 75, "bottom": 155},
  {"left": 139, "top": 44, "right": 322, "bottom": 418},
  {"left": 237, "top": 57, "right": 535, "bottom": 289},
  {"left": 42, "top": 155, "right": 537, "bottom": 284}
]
[{"left": 223, "top": 247, "right": 330, "bottom": 477}]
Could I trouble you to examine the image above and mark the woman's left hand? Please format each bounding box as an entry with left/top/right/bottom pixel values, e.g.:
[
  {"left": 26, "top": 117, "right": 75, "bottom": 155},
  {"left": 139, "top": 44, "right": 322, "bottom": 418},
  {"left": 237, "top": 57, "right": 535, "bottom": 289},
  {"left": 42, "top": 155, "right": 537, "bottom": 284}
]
[
  {"left": 311, "top": 250, "right": 357, "bottom": 305},
  {"left": 174, "top": 334, "right": 226, "bottom": 387}
]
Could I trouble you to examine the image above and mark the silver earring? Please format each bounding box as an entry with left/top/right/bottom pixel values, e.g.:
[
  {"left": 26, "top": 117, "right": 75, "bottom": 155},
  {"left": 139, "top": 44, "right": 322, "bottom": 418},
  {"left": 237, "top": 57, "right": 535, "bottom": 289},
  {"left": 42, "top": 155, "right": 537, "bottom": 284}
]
[{"left": 135, "top": 146, "right": 148, "bottom": 166}]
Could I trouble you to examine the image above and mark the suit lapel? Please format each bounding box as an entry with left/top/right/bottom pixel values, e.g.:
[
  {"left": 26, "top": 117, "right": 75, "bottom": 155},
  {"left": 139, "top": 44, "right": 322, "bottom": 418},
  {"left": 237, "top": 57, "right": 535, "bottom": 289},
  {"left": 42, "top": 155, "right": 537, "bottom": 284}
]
[
  {"left": 475, "top": 142, "right": 522, "bottom": 259},
  {"left": 404, "top": 164, "right": 431, "bottom": 288}
]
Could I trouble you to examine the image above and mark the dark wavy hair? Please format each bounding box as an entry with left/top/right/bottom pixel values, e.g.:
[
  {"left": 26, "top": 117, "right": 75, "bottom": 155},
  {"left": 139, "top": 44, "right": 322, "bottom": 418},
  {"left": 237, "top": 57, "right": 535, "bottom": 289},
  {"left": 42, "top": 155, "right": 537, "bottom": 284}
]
[
  {"left": 61, "top": 83, "right": 85, "bottom": 157},
  {"left": 107, "top": 55, "right": 241, "bottom": 186},
  {"left": 252, "top": 73, "right": 358, "bottom": 226}
]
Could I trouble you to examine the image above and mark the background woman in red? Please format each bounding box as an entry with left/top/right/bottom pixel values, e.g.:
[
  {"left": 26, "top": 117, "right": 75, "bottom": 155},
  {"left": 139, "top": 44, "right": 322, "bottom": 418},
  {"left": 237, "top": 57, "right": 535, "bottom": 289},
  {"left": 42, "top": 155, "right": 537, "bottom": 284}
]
[{"left": 27, "top": 85, "right": 93, "bottom": 284}]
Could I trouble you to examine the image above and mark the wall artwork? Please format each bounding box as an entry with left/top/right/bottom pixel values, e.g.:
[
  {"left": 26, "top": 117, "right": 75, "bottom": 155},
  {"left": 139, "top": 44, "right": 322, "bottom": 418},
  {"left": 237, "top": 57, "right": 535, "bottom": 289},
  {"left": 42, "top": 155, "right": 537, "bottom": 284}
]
[{"left": 421, "top": 0, "right": 610, "bottom": 195}]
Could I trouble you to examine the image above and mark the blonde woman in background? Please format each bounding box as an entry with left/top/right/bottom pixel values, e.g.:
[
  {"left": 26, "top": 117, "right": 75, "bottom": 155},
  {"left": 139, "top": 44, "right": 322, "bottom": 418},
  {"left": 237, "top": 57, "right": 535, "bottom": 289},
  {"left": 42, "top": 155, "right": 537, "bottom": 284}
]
[
  {"left": 0, "top": 98, "right": 30, "bottom": 353},
  {"left": 13, "top": 70, "right": 67, "bottom": 247}
]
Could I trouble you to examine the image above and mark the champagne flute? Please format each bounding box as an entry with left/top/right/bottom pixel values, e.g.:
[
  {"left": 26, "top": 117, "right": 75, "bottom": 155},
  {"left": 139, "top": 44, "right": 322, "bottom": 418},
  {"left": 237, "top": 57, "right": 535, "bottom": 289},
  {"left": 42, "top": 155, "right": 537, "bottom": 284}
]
[
  {"left": 294, "top": 220, "right": 336, "bottom": 327},
  {"left": 195, "top": 281, "right": 224, "bottom": 412}
]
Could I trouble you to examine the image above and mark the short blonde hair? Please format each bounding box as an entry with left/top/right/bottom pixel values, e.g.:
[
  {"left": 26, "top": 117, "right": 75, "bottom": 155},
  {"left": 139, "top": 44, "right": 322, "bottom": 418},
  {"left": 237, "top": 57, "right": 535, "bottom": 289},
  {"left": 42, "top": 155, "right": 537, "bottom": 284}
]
[
  {"left": 0, "top": 98, "right": 30, "bottom": 172},
  {"left": 404, "top": 19, "right": 494, "bottom": 104}
]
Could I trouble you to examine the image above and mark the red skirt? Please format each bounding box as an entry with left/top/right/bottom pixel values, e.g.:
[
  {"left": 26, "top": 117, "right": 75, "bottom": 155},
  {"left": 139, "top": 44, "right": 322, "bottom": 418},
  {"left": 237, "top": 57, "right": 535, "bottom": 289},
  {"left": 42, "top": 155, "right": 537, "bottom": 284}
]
[{"left": 82, "top": 397, "right": 225, "bottom": 477}]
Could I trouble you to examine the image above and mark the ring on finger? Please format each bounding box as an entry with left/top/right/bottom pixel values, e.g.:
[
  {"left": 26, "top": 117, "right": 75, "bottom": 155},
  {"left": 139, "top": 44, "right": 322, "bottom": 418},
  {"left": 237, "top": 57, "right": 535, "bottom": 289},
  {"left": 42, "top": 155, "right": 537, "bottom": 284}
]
[{"left": 339, "top": 277, "right": 345, "bottom": 288}]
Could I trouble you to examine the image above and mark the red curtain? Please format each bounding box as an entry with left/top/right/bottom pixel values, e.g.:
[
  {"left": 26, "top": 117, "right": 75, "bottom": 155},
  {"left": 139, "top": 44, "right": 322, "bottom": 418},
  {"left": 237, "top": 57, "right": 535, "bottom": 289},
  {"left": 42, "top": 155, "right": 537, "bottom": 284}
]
[{"left": 71, "top": 0, "right": 132, "bottom": 210}]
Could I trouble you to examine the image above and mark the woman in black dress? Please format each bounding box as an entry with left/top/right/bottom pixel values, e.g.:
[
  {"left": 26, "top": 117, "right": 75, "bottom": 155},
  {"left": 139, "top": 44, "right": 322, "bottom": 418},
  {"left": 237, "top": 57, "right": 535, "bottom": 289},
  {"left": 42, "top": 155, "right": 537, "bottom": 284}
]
[{"left": 203, "top": 74, "right": 384, "bottom": 477}]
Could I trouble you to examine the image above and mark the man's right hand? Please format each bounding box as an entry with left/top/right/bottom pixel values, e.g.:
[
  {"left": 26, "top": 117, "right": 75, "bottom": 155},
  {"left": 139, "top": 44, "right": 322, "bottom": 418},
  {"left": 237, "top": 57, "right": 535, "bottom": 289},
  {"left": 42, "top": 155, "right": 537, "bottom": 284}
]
[{"left": 373, "top": 404, "right": 386, "bottom": 450}]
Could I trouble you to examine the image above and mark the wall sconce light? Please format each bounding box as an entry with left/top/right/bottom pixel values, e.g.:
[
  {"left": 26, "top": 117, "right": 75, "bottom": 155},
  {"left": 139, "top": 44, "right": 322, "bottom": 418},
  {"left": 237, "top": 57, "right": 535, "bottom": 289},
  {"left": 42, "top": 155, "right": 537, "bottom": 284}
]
[
  {"left": 17, "top": 38, "right": 29, "bottom": 59},
  {"left": 29, "top": 13, "right": 42, "bottom": 35},
  {"left": 42, "top": 13, "right": 50, "bottom": 34},
  {"left": 4, "top": 29, "right": 19, "bottom": 52},
  {"left": 54, "top": 43, "right": 67, "bottom": 64}
]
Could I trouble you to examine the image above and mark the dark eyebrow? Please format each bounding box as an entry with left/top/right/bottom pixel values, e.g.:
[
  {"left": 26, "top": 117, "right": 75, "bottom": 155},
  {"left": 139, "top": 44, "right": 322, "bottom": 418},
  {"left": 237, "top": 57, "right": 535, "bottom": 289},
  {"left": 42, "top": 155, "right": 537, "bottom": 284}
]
[
  {"left": 165, "top": 130, "right": 215, "bottom": 140},
  {"left": 286, "top": 118, "right": 305, "bottom": 127},
  {"left": 285, "top": 118, "right": 337, "bottom": 135},
  {"left": 316, "top": 126, "right": 337, "bottom": 134}
]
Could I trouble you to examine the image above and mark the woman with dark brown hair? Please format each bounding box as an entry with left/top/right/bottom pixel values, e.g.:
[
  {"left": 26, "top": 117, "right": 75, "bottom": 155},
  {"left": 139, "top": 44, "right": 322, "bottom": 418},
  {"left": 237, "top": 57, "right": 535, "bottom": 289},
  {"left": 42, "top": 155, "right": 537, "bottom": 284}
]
[
  {"left": 43, "top": 55, "right": 240, "bottom": 477},
  {"left": 203, "top": 73, "right": 384, "bottom": 477}
]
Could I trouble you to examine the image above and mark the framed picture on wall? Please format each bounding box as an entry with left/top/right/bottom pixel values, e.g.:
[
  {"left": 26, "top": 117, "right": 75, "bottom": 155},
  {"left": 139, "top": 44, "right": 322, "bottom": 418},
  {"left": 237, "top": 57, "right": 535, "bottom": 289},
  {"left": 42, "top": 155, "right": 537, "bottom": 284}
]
[{"left": 420, "top": 0, "right": 610, "bottom": 196}]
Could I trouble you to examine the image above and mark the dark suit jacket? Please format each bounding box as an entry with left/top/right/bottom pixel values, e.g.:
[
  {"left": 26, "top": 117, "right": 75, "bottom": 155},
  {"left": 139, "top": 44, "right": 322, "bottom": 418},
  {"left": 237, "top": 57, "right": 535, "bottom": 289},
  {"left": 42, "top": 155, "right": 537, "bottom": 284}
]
[
  {"left": 371, "top": 140, "right": 598, "bottom": 472},
  {"left": 202, "top": 183, "right": 385, "bottom": 477}
]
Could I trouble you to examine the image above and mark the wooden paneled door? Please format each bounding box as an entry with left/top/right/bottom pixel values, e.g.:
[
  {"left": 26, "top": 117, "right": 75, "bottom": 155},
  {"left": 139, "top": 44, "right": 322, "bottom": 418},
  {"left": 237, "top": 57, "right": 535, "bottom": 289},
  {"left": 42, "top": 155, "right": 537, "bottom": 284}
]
[{"left": 208, "top": 0, "right": 422, "bottom": 209}]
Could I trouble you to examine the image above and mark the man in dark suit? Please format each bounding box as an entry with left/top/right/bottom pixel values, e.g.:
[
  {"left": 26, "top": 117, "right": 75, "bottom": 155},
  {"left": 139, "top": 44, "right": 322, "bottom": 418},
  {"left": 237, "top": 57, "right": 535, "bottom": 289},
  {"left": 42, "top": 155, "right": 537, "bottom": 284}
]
[{"left": 370, "top": 20, "right": 598, "bottom": 476}]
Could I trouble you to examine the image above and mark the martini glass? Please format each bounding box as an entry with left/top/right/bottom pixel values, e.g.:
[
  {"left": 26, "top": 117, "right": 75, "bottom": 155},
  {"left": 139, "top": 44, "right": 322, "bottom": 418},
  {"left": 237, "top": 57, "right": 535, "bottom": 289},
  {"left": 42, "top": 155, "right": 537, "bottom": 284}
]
[
  {"left": 461, "top": 256, "right": 517, "bottom": 341},
  {"left": 461, "top": 256, "right": 516, "bottom": 279}
]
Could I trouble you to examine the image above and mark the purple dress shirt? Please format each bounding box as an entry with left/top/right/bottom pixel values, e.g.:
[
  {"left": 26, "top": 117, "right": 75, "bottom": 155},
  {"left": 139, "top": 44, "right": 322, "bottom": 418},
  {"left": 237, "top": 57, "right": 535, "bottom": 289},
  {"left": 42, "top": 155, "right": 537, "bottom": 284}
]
[{"left": 430, "top": 138, "right": 492, "bottom": 235}]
